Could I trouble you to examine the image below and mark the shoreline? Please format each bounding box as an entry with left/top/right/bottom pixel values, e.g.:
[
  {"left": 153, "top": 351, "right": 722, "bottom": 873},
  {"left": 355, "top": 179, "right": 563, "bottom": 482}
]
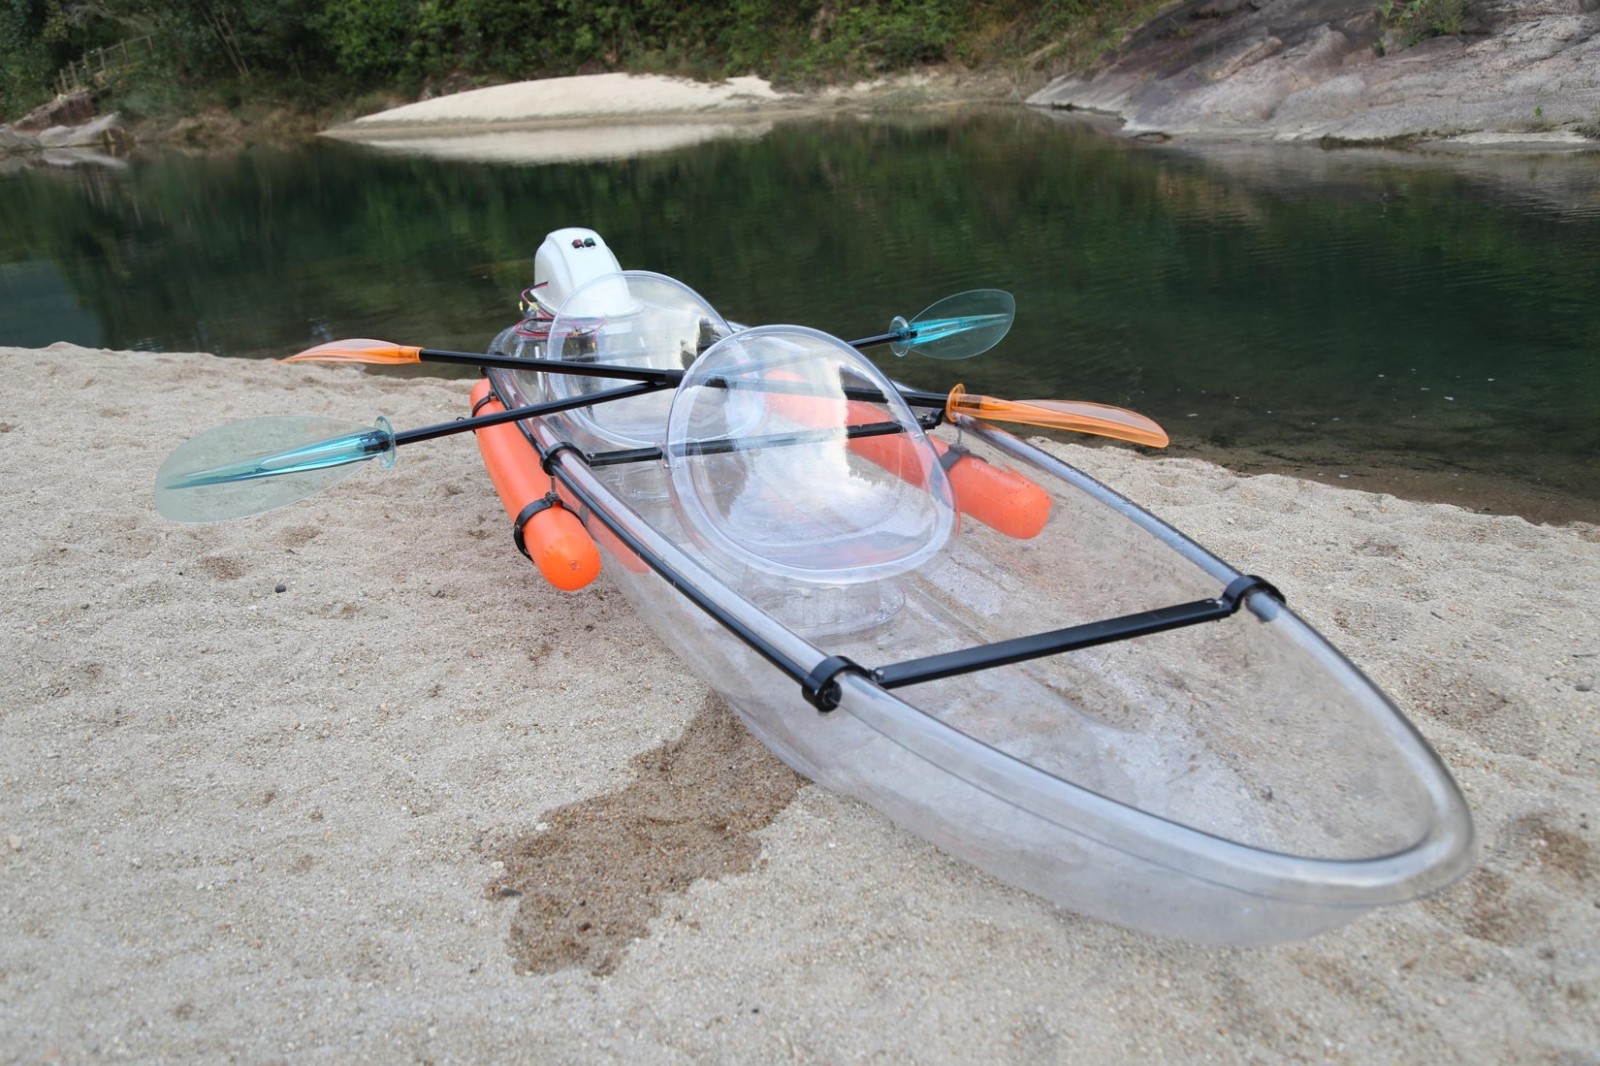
[
  {"left": 1166, "top": 437, "right": 1600, "bottom": 529},
  {"left": 164, "top": 356, "right": 1596, "bottom": 529},
  {"left": 311, "top": 72, "right": 1599, "bottom": 532},
  {"left": 285, "top": 70, "right": 1018, "bottom": 151},
  {"left": 3, "top": 343, "right": 1596, "bottom": 1060},
  {"left": 320, "top": 51, "right": 1600, "bottom": 151},
  {"left": 9, "top": 78, "right": 1598, "bottom": 525}
]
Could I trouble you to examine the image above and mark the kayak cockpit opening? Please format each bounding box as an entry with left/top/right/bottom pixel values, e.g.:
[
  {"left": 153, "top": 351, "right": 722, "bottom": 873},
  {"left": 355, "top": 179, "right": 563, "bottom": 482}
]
[
  {"left": 521, "top": 270, "right": 738, "bottom": 449},
  {"left": 666, "top": 325, "right": 957, "bottom": 587}
]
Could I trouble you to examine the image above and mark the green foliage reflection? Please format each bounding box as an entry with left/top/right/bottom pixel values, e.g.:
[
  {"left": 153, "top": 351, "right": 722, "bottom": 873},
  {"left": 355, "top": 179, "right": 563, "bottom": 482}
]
[{"left": 1, "top": 112, "right": 1596, "bottom": 507}]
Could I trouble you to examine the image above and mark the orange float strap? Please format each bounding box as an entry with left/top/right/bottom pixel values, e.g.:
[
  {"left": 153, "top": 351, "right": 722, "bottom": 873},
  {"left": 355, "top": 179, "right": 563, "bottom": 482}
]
[{"left": 469, "top": 379, "right": 602, "bottom": 591}]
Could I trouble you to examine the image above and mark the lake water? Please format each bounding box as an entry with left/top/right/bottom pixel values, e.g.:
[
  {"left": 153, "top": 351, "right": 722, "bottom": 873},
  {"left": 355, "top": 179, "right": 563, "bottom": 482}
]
[{"left": 3, "top": 109, "right": 1597, "bottom": 522}]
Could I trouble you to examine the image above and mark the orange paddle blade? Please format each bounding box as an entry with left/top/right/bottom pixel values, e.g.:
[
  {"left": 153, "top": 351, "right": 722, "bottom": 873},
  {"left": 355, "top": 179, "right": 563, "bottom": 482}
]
[
  {"left": 946, "top": 385, "right": 1169, "bottom": 447},
  {"left": 281, "top": 339, "right": 424, "bottom": 366}
]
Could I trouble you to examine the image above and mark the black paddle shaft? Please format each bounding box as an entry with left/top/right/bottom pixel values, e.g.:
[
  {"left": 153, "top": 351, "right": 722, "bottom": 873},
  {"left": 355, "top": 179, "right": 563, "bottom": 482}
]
[{"left": 415, "top": 346, "right": 950, "bottom": 415}]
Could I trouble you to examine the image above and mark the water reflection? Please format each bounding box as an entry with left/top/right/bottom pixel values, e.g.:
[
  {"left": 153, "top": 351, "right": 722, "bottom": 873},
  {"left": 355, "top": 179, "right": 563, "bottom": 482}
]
[
  {"left": 330, "top": 120, "right": 773, "bottom": 165},
  {"left": 0, "top": 259, "right": 103, "bottom": 347},
  {"left": 0, "top": 110, "right": 1595, "bottom": 521}
]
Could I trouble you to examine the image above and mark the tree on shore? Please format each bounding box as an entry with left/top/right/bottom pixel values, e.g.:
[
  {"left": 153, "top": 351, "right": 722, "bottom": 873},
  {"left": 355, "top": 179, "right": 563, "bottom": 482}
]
[{"left": 1, "top": 0, "right": 1114, "bottom": 121}]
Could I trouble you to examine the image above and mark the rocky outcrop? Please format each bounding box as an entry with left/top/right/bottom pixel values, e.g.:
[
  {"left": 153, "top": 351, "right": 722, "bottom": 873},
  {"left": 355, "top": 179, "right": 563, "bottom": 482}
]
[
  {"left": 0, "top": 109, "right": 132, "bottom": 158},
  {"left": 1028, "top": 0, "right": 1600, "bottom": 143},
  {"left": 11, "top": 90, "right": 97, "bottom": 132}
]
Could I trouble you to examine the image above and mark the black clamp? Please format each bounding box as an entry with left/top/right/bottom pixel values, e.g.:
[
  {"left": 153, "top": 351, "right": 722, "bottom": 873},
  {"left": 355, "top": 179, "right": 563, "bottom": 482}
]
[
  {"left": 800, "top": 655, "right": 868, "bottom": 713},
  {"left": 472, "top": 392, "right": 498, "bottom": 417},
  {"left": 512, "top": 493, "right": 562, "bottom": 560},
  {"left": 938, "top": 443, "right": 971, "bottom": 473},
  {"left": 540, "top": 441, "right": 581, "bottom": 477},
  {"left": 1218, "top": 574, "right": 1285, "bottom": 612}
]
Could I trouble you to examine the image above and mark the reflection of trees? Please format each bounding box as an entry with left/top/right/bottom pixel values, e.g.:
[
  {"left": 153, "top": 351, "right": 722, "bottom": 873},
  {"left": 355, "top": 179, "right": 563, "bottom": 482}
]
[{"left": 0, "top": 112, "right": 1595, "bottom": 497}]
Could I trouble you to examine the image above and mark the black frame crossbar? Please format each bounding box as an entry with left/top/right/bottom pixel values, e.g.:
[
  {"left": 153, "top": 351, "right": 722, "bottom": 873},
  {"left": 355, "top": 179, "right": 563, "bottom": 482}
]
[
  {"left": 802, "top": 575, "right": 1282, "bottom": 710},
  {"left": 462, "top": 345, "right": 952, "bottom": 417},
  {"left": 483, "top": 373, "right": 1286, "bottom": 719},
  {"left": 582, "top": 419, "right": 932, "bottom": 468}
]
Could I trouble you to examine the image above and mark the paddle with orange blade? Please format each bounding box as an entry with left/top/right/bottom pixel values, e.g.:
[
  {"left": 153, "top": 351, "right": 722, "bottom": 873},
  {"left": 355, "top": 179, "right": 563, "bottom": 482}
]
[
  {"left": 282, "top": 339, "right": 1167, "bottom": 446},
  {"left": 161, "top": 280, "right": 1161, "bottom": 523},
  {"left": 940, "top": 384, "right": 1169, "bottom": 447},
  {"left": 158, "top": 364, "right": 1164, "bottom": 524}
]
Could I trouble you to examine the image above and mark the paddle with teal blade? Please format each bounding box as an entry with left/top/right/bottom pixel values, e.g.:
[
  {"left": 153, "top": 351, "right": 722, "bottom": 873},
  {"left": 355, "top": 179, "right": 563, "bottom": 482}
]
[
  {"left": 155, "top": 381, "right": 664, "bottom": 522},
  {"left": 155, "top": 415, "right": 397, "bottom": 523},
  {"left": 283, "top": 289, "right": 1019, "bottom": 375},
  {"left": 869, "top": 289, "right": 1016, "bottom": 360},
  {"left": 889, "top": 288, "right": 1011, "bottom": 358}
]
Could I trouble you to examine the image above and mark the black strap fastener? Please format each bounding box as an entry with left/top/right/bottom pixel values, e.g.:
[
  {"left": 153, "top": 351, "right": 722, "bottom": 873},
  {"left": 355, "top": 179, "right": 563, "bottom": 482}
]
[
  {"left": 1218, "top": 574, "right": 1284, "bottom": 611},
  {"left": 938, "top": 442, "right": 970, "bottom": 473},
  {"left": 512, "top": 492, "right": 563, "bottom": 561},
  {"left": 800, "top": 655, "right": 868, "bottom": 713},
  {"left": 540, "top": 441, "right": 581, "bottom": 477}
]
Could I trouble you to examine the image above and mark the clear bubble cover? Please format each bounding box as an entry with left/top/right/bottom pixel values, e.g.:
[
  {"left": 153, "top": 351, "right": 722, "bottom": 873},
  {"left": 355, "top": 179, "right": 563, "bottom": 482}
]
[
  {"left": 666, "top": 325, "right": 957, "bottom": 584},
  {"left": 533, "top": 270, "right": 738, "bottom": 448}
]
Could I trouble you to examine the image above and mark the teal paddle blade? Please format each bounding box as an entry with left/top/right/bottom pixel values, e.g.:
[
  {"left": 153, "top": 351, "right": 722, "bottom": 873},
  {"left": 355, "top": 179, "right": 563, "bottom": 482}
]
[
  {"left": 155, "top": 415, "right": 396, "bottom": 523},
  {"left": 889, "top": 289, "right": 1015, "bottom": 360}
]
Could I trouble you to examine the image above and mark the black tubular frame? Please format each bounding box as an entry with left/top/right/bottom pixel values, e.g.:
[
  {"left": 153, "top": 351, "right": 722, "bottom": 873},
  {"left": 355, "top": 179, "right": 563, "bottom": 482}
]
[
  {"left": 801, "top": 575, "right": 1282, "bottom": 710},
  {"left": 485, "top": 375, "right": 1287, "bottom": 715},
  {"left": 583, "top": 418, "right": 927, "bottom": 468},
  {"left": 433, "top": 343, "right": 955, "bottom": 419},
  {"left": 876, "top": 574, "right": 1281, "bottom": 689},
  {"left": 494, "top": 378, "right": 821, "bottom": 687}
]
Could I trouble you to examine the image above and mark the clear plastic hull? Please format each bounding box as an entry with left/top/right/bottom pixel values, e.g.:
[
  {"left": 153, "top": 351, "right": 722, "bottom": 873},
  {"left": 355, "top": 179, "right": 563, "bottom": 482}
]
[{"left": 487, "top": 359, "right": 1473, "bottom": 945}]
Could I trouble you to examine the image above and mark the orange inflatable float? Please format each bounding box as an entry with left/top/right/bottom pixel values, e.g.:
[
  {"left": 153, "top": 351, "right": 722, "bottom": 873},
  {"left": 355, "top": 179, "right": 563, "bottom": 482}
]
[
  {"left": 766, "top": 390, "right": 1053, "bottom": 541},
  {"left": 469, "top": 379, "right": 602, "bottom": 591}
]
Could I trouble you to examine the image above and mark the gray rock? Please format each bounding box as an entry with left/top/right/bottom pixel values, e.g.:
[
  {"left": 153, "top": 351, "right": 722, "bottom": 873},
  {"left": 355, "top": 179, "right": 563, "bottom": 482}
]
[
  {"left": 1028, "top": 0, "right": 1600, "bottom": 143},
  {"left": 1, "top": 110, "right": 133, "bottom": 161},
  {"left": 12, "top": 90, "right": 95, "bottom": 132},
  {"left": 34, "top": 112, "right": 131, "bottom": 152},
  {"left": 0, "top": 126, "right": 35, "bottom": 154}
]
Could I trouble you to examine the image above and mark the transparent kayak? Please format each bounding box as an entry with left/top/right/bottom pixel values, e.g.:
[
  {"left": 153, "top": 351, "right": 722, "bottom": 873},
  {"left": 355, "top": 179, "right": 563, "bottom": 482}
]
[{"left": 477, "top": 280, "right": 1473, "bottom": 946}]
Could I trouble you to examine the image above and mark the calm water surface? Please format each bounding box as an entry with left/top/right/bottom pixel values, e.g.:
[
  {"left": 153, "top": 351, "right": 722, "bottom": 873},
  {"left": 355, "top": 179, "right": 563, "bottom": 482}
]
[{"left": 3, "top": 111, "right": 1597, "bottom": 521}]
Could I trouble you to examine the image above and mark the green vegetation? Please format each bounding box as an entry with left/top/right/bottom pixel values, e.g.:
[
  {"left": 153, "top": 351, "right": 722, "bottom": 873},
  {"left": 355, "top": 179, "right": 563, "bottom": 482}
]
[
  {"left": 1375, "top": 0, "right": 1467, "bottom": 51},
  {"left": 0, "top": 0, "right": 1143, "bottom": 123}
]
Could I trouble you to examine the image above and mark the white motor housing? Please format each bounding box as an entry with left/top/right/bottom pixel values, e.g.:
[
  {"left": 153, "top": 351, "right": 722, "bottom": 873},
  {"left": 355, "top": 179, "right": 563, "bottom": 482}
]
[{"left": 532, "top": 228, "right": 624, "bottom": 313}]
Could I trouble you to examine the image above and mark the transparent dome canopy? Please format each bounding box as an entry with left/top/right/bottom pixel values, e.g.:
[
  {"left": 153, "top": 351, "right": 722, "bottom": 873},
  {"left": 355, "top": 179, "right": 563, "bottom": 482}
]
[
  {"left": 666, "top": 325, "right": 957, "bottom": 585},
  {"left": 525, "top": 270, "right": 738, "bottom": 448}
]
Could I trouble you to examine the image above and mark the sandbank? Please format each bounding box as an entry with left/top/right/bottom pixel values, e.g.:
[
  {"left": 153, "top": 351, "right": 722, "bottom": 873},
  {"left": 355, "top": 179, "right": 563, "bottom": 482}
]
[
  {"left": 318, "top": 71, "right": 1016, "bottom": 162},
  {"left": 2, "top": 344, "right": 1596, "bottom": 1060}
]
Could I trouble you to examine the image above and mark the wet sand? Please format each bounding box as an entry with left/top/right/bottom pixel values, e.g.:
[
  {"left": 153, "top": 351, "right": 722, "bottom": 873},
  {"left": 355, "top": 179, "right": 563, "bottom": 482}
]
[{"left": 1167, "top": 436, "right": 1600, "bottom": 528}]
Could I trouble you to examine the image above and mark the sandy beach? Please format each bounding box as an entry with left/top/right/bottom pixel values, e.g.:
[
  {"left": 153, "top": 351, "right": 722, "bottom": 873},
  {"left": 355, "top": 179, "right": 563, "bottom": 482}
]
[
  {"left": 2, "top": 342, "right": 1596, "bottom": 1061},
  {"left": 316, "top": 70, "right": 1018, "bottom": 165}
]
